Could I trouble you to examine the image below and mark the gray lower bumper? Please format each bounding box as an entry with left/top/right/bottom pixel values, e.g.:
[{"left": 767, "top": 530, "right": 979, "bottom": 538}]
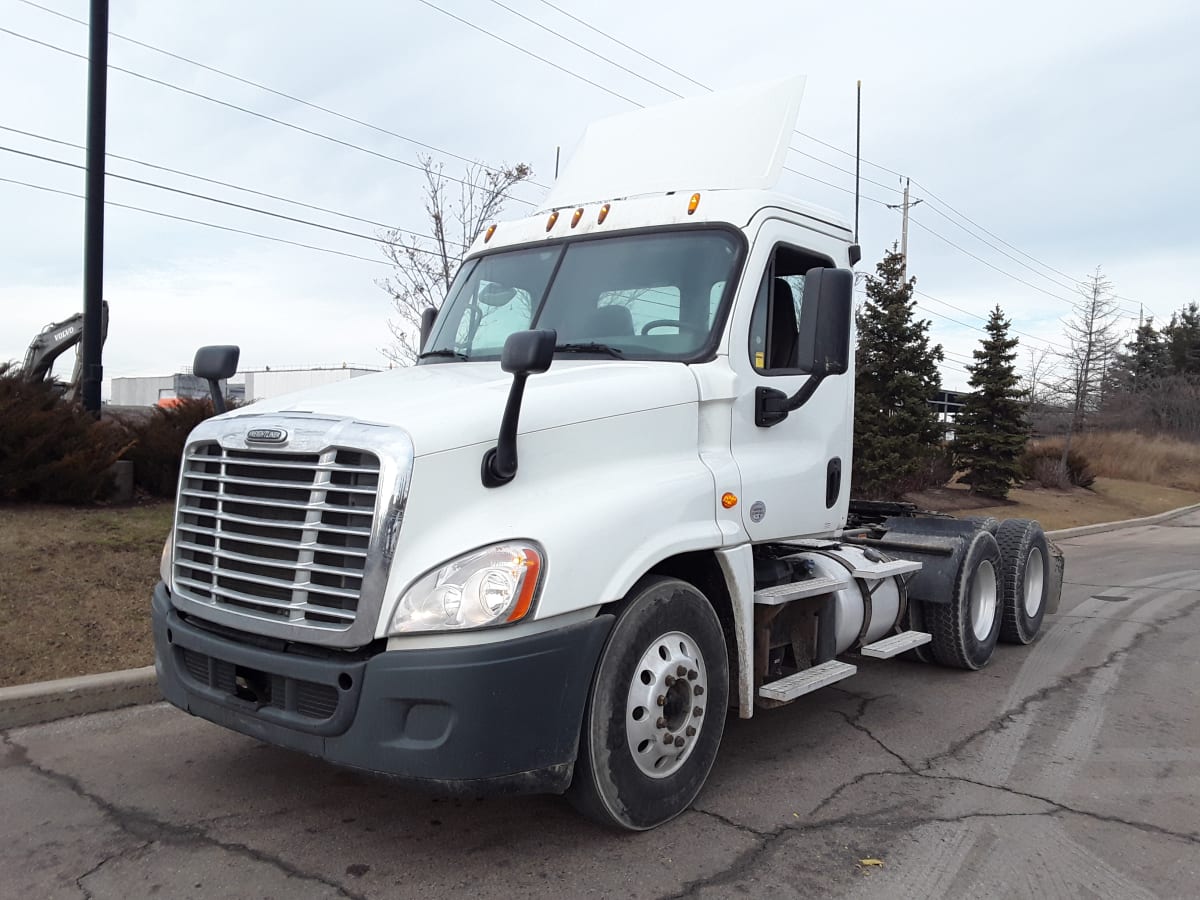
[{"left": 152, "top": 582, "right": 611, "bottom": 794}]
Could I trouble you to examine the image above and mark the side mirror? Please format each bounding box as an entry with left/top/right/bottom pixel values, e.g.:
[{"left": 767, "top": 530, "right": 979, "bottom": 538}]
[
  {"left": 419, "top": 307, "right": 438, "bottom": 352},
  {"left": 193, "top": 345, "right": 240, "bottom": 415},
  {"left": 756, "top": 267, "right": 852, "bottom": 427},
  {"left": 482, "top": 329, "right": 557, "bottom": 487},
  {"left": 501, "top": 328, "right": 555, "bottom": 375},
  {"left": 795, "top": 267, "right": 852, "bottom": 377}
]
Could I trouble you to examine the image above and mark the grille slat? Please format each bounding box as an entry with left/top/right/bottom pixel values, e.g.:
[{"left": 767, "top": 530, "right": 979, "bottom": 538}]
[
  {"left": 173, "top": 442, "right": 380, "bottom": 630},
  {"left": 173, "top": 526, "right": 370, "bottom": 558}
]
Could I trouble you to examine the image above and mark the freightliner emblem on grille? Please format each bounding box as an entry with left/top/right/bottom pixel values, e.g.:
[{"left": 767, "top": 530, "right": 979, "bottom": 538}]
[{"left": 246, "top": 427, "right": 288, "bottom": 444}]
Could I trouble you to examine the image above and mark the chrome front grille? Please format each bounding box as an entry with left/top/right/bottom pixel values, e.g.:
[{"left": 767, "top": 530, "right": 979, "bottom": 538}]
[{"left": 173, "top": 443, "right": 381, "bottom": 631}]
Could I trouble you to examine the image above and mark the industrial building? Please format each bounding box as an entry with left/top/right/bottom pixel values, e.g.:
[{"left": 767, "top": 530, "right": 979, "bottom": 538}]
[{"left": 108, "top": 365, "right": 380, "bottom": 406}]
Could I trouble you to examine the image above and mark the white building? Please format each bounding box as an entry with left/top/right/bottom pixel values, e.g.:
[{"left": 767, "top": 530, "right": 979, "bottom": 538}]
[{"left": 244, "top": 366, "right": 380, "bottom": 401}]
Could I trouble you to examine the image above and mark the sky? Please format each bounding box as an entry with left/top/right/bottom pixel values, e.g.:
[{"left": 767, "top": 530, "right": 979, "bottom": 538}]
[{"left": 1, "top": 0, "right": 1198, "bottom": 394}]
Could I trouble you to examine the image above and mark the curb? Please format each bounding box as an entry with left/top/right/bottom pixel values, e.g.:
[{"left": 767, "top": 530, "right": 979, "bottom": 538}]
[
  {"left": 4, "top": 503, "right": 1198, "bottom": 731},
  {"left": 0, "top": 666, "right": 159, "bottom": 730},
  {"left": 1046, "top": 501, "right": 1200, "bottom": 540}
]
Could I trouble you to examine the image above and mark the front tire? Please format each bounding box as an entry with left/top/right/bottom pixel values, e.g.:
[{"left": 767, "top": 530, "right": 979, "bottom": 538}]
[
  {"left": 996, "top": 519, "right": 1050, "bottom": 644},
  {"left": 927, "top": 530, "right": 1003, "bottom": 670},
  {"left": 567, "top": 576, "right": 729, "bottom": 831}
]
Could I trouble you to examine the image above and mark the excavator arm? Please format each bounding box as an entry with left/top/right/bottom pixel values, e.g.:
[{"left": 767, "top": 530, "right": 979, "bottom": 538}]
[{"left": 21, "top": 301, "right": 109, "bottom": 398}]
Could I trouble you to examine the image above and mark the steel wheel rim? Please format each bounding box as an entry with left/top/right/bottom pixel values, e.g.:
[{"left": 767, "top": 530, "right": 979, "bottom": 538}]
[
  {"left": 625, "top": 630, "right": 708, "bottom": 779},
  {"left": 970, "top": 559, "right": 998, "bottom": 641},
  {"left": 1024, "top": 548, "right": 1046, "bottom": 617}
]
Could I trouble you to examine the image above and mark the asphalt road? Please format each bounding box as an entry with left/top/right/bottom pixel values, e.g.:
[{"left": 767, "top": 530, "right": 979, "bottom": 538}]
[{"left": 3, "top": 513, "right": 1199, "bottom": 899}]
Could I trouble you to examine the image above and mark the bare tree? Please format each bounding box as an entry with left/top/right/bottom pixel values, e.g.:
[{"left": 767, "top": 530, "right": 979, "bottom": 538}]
[
  {"left": 1055, "top": 267, "right": 1123, "bottom": 471},
  {"left": 1023, "top": 344, "right": 1056, "bottom": 421},
  {"left": 378, "top": 155, "right": 533, "bottom": 364}
]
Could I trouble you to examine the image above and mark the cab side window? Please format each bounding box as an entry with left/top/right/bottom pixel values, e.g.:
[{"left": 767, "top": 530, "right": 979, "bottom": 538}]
[{"left": 747, "top": 244, "right": 833, "bottom": 373}]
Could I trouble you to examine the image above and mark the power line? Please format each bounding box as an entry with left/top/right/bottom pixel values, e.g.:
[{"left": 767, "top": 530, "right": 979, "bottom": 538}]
[
  {"left": 0, "top": 175, "right": 395, "bottom": 267},
  {"left": 412, "top": 0, "right": 642, "bottom": 107},
  {"left": 0, "top": 126, "right": 466, "bottom": 249},
  {"left": 14, "top": 0, "right": 550, "bottom": 193},
  {"left": 0, "top": 25, "right": 541, "bottom": 208},
  {"left": 914, "top": 289, "right": 1069, "bottom": 352},
  {"left": 0, "top": 143, "right": 453, "bottom": 256}
]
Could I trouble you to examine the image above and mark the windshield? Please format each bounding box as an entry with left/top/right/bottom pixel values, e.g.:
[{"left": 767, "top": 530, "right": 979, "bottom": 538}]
[{"left": 422, "top": 229, "right": 742, "bottom": 362}]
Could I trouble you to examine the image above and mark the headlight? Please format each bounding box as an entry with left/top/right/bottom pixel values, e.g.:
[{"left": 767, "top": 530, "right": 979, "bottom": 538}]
[
  {"left": 160, "top": 529, "right": 174, "bottom": 586},
  {"left": 389, "top": 543, "right": 543, "bottom": 634}
]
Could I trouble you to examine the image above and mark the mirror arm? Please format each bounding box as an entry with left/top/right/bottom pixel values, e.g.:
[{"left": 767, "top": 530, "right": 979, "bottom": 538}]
[
  {"left": 755, "top": 374, "right": 826, "bottom": 428},
  {"left": 207, "top": 378, "right": 227, "bottom": 415},
  {"left": 481, "top": 374, "right": 530, "bottom": 487}
]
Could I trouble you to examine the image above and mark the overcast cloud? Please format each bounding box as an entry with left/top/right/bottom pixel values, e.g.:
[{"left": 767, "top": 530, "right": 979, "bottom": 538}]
[{"left": 1, "top": 0, "right": 1197, "bottom": 392}]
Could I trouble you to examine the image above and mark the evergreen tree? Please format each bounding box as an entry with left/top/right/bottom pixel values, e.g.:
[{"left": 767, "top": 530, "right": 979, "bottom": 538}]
[
  {"left": 1163, "top": 302, "right": 1200, "bottom": 379},
  {"left": 1110, "top": 318, "right": 1169, "bottom": 393},
  {"left": 852, "top": 246, "right": 944, "bottom": 498},
  {"left": 953, "top": 306, "right": 1028, "bottom": 499}
]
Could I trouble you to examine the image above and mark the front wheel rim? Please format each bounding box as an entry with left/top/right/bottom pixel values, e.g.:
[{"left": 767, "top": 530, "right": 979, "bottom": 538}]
[
  {"left": 1024, "top": 548, "right": 1046, "bottom": 617},
  {"left": 625, "top": 631, "right": 708, "bottom": 779},
  {"left": 970, "top": 559, "right": 998, "bottom": 641}
]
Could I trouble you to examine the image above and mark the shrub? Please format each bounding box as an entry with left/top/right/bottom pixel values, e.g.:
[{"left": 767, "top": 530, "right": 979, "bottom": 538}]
[
  {"left": 0, "top": 363, "right": 133, "bottom": 503},
  {"left": 120, "top": 398, "right": 217, "bottom": 496},
  {"left": 1021, "top": 441, "right": 1096, "bottom": 489}
]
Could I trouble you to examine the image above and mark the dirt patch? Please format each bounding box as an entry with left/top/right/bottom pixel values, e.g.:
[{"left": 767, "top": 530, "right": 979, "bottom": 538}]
[
  {"left": 0, "top": 501, "right": 172, "bottom": 688},
  {"left": 914, "top": 477, "right": 1200, "bottom": 531}
]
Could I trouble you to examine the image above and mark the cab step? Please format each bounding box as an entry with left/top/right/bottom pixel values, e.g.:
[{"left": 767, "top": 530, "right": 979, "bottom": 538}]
[
  {"left": 757, "top": 660, "right": 857, "bottom": 702},
  {"left": 859, "top": 630, "right": 931, "bottom": 659},
  {"left": 753, "top": 573, "right": 851, "bottom": 605},
  {"left": 847, "top": 557, "right": 923, "bottom": 580}
]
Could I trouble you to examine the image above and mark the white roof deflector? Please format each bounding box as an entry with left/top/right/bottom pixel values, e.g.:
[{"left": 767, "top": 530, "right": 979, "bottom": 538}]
[{"left": 543, "top": 75, "right": 806, "bottom": 211}]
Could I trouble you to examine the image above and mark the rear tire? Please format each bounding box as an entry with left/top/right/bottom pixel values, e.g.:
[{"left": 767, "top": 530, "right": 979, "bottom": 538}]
[
  {"left": 996, "top": 519, "right": 1050, "bottom": 645},
  {"left": 567, "top": 576, "right": 729, "bottom": 831},
  {"left": 927, "top": 530, "right": 1003, "bottom": 670}
]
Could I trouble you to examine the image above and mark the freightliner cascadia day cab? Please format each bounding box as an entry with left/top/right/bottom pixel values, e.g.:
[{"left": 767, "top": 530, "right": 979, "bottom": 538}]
[{"left": 152, "top": 78, "right": 1063, "bottom": 830}]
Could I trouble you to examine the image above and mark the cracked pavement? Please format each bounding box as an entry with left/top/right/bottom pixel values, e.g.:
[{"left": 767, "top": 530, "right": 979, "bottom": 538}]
[{"left": 3, "top": 512, "right": 1198, "bottom": 898}]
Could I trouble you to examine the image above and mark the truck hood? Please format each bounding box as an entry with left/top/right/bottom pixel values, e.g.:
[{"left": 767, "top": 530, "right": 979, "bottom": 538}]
[{"left": 222, "top": 360, "right": 700, "bottom": 456}]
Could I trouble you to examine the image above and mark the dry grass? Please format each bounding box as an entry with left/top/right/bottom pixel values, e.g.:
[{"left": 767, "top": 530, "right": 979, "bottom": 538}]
[
  {"left": 1030, "top": 431, "right": 1200, "bottom": 492},
  {"left": 0, "top": 501, "right": 172, "bottom": 687},
  {"left": 946, "top": 477, "right": 1200, "bottom": 531}
]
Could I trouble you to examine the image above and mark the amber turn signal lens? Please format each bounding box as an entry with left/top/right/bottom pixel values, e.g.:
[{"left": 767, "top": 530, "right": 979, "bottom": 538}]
[
  {"left": 506, "top": 548, "right": 542, "bottom": 622},
  {"left": 571, "top": 207, "right": 584, "bottom": 228},
  {"left": 484, "top": 223, "right": 497, "bottom": 243},
  {"left": 597, "top": 203, "right": 611, "bottom": 224},
  {"left": 721, "top": 492, "right": 738, "bottom": 509},
  {"left": 687, "top": 193, "right": 701, "bottom": 215},
  {"left": 546, "top": 211, "right": 559, "bottom": 231}
]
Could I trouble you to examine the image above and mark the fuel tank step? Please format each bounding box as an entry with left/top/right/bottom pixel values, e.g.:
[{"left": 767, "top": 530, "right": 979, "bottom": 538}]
[
  {"left": 753, "top": 573, "right": 851, "bottom": 605},
  {"left": 757, "top": 660, "right": 857, "bottom": 702},
  {"left": 859, "top": 630, "right": 932, "bottom": 659}
]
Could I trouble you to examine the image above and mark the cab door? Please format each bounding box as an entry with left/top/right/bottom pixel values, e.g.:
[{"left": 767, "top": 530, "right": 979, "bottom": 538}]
[{"left": 726, "top": 219, "right": 855, "bottom": 541}]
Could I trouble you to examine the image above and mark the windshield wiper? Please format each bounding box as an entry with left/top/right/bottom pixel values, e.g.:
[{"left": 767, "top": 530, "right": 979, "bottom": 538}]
[
  {"left": 418, "top": 348, "right": 469, "bottom": 361},
  {"left": 555, "top": 342, "right": 625, "bottom": 358}
]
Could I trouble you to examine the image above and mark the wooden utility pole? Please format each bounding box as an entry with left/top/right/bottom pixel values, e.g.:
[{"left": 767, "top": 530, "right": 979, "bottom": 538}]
[
  {"left": 81, "top": 0, "right": 109, "bottom": 415},
  {"left": 888, "top": 177, "right": 922, "bottom": 279}
]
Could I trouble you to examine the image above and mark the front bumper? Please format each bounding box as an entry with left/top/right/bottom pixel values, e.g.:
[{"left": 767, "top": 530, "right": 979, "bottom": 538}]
[{"left": 152, "top": 582, "right": 611, "bottom": 793}]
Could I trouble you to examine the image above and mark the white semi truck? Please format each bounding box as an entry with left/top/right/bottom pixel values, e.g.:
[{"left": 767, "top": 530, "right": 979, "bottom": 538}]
[{"left": 152, "top": 79, "right": 1062, "bottom": 830}]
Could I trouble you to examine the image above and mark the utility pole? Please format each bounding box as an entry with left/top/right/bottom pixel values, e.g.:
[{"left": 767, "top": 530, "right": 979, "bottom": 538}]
[
  {"left": 81, "top": 0, "right": 109, "bottom": 415},
  {"left": 887, "top": 177, "right": 922, "bottom": 279}
]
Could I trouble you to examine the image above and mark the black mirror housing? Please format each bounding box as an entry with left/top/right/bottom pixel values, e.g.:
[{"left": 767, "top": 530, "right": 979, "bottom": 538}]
[
  {"left": 419, "top": 307, "right": 438, "bottom": 352},
  {"left": 194, "top": 345, "right": 240, "bottom": 381},
  {"left": 796, "top": 267, "right": 852, "bottom": 377},
  {"left": 501, "top": 329, "right": 556, "bottom": 375},
  {"left": 193, "top": 345, "right": 240, "bottom": 415}
]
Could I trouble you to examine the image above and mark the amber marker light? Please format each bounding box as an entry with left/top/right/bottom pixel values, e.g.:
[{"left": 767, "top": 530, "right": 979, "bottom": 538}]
[
  {"left": 484, "top": 223, "right": 497, "bottom": 243},
  {"left": 721, "top": 492, "right": 738, "bottom": 509},
  {"left": 597, "top": 203, "right": 611, "bottom": 224},
  {"left": 570, "top": 207, "right": 584, "bottom": 228},
  {"left": 546, "top": 210, "right": 559, "bottom": 231},
  {"left": 688, "top": 193, "right": 701, "bottom": 215},
  {"left": 506, "top": 547, "right": 542, "bottom": 622}
]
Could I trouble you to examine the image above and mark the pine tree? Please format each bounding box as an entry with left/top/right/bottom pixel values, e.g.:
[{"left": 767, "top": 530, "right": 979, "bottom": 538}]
[
  {"left": 1110, "top": 319, "right": 1169, "bottom": 393},
  {"left": 1163, "top": 302, "right": 1200, "bottom": 379},
  {"left": 852, "top": 246, "right": 944, "bottom": 498},
  {"left": 953, "top": 306, "right": 1028, "bottom": 499}
]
